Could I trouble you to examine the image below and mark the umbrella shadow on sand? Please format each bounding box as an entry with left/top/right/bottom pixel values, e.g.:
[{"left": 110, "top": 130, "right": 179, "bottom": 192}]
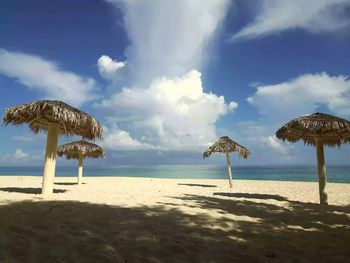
[
  {"left": 54, "top": 182, "right": 87, "bottom": 186},
  {"left": 178, "top": 183, "right": 217, "bottom": 188},
  {"left": 173, "top": 194, "right": 350, "bottom": 224},
  {"left": 169, "top": 194, "right": 350, "bottom": 261},
  {"left": 213, "top": 192, "right": 288, "bottom": 201},
  {"left": 1, "top": 196, "right": 349, "bottom": 262},
  {"left": 0, "top": 187, "right": 67, "bottom": 194}
]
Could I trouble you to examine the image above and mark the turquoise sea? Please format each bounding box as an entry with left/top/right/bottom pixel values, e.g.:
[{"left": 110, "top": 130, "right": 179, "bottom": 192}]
[{"left": 0, "top": 165, "right": 349, "bottom": 183}]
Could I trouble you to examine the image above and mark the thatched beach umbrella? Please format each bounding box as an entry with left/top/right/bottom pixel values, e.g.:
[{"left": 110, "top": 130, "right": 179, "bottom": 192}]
[
  {"left": 3, "top": 100, "right": 103, "bottom": 195},
  {"left": 57, "top": 140, "right": 105, "bottom": 185},
  {"left": 203, "top": 136, "right": 250, "bottom": 188},
  {"left": 276, "top": 112, "right": 350, "bottom": 205}
]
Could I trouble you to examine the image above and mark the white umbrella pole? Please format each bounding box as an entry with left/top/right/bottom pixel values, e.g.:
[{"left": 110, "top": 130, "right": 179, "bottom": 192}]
[
  {"left": 225, "top": 152, "right": 233, "bottom": 188},
  {"left": 77, "top": 152, "right": 83, "bottom": 185},
  {"left": 315, "top": 138, "right": 328, "bottom": 205},
  {"left": 42, "top": 122, "right": 59, "bottom": 195}
]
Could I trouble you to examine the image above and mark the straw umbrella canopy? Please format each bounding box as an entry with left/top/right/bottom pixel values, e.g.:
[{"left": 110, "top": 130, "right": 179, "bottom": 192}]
[
  {"left": 3, "top": 100, "right": 103, "bottom": 195},
  {"left": 276, "top": 112, "right": 350, "bottom": 205},
  {"left": 57, "top": 140, "right": 105, "bottom": 185},
  {"left": 203, "top": 136, "right": 250, "bottom": 188}
]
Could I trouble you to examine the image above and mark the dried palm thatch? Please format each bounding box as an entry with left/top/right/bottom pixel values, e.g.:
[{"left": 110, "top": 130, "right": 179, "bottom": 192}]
[
  {"left": 276, "top": 112, "right": 350, "bottom": 147},
  {"left": 57, "top": 140, "right": 105, "bottom": 160},
  {"left": 203, "top": 136, "right": 250, "bottom": 159},
  {"left": 3, "top": 100, "right": 103, "bottom": 195},
  {"left": 57, "top": 140, "right": 104, "bottom": 185},
  {"left": 275, "top": 112, "right": 350, "bottom": 205},
  {"left": 203, "top": 136, "right": 250, "bottom": 189},
  {"left": 3, "top": 100, "right": 103, "bottom": 140}
]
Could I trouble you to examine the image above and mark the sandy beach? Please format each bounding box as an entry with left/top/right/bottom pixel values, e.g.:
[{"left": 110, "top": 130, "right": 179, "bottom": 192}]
[{"left": 1, "top": 176, "right": 350, "bottom": 262}]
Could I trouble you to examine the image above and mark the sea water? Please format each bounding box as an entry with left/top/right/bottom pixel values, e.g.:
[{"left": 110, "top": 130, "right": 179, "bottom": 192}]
[{"left": 0, "top": 165, "right": 349, "bottom": 183}]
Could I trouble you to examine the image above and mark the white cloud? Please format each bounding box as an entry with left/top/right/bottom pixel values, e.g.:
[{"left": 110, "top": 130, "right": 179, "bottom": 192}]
[
  {"left": 97, "top": 55, "right": 126, "bottom": 80},
  {"left": 97, "top": 70, "right": 237, "bottom": 151},
  {"left": 262, "top": 135, "right": 288, "bottom": 155},
  {"left": 247, "top": 72, "right": 350, "bottom": 120},
  {"left": 222, "top": 121, "right": 304, "bottom": 164},
  {"left": 243, "top": 72, "right": 350, "bottom": 163},
  {"left": 12, "top": 136, "right": 36, "bottom": 142},
  {"left": 0, "top": 49, "right": 97, "bottom": 106},
  {"left": 106, "top": 0, "right": 230, "bottom": 84},
  {"left": 102, "top": 126, "right": 155, "bottom": 151},
  {"left": 0, "top": 148, "right": 43, "bottom": 165},
  {"left": 232, "top": 0, "right": 350, "bottom": 40},
  {"left": 95, "top": 1, "right": 236, "bottom": 152},
  {"left": 14, "top": 149, "right": 29, "bottom": 159}
]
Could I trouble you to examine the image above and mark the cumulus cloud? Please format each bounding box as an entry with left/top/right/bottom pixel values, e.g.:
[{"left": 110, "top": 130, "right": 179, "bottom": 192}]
[
  {"left": 262, "top": 135, "right": 288, "bottom": 155},
  {"left": 102, "top": 126, "right": 155, "bottom": 151},
  {"left": 14, "top": 149, "right": 29, "bottom": 159},
  {"left": 0, "top": 148, "right": 44, "bottom": 165},
  {"left": 247, "top": 72, "right": 350, "bottom": 120},
  {"left": 0, "top": 49, "right": 97, "bottom": 106},
  {"left": 94, "top": 1, "right": 235, "bottom": 152},
  {"left": 97, "top": 55, "right": 126, "bottom": 80},
  {"left": 106, "top": 0, "right": 230, "bottom": 84},
  {"left": 223, "top": 121, "right": 303, "bottom": 164},
  {"left": 97, "top": 70, "right": 237, "bottom": 151},
  {"left": 232, "top": 0, "right": 350, "bottom": 40}
]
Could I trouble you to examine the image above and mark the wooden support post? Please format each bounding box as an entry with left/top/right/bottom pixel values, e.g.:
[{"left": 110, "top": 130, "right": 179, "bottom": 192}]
[
  {"left": 77, "top": 152, "right": 83, "bottom": 185},
  {"left": 225, "top": 152, "right": 233, "bottom": 188},
  {"left": 42, "top": 122, "right": 59, "bottom": 196},
  {"left": 315, "top": 138, "right": 328, "bottom": 205}
]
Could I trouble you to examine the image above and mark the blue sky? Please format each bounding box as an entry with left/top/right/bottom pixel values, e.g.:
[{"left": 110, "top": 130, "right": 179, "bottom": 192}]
[{"left": 1, "top": 0, "right": 350, "bottom": 166}]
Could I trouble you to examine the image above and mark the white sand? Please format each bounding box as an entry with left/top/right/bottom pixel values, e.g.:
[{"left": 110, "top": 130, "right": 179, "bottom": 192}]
[{"left": 1, "top": 176, "right": 350, "bottom": 262}]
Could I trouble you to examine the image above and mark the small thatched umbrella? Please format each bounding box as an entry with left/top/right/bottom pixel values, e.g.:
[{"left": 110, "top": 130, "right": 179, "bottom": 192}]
[
  {"left": 276, "top": 112, "right": 350, "bottom": 205},
  {"left": 203, "top": 136, "right": 250, "bottom": 188},
  {"left": 57, "top": 140, "right": 105, "bottom": 185},
  {"left": 3, "top": 100, "right": 103, "bottom": 195}
]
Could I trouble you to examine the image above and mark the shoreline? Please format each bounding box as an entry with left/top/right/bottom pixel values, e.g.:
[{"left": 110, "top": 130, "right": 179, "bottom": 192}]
[
  {"left": 1, "top": 174, "right": 350, "bottom": 184},
  {"left": 1, "top": 165, "right": 350, "bottom": 184}
]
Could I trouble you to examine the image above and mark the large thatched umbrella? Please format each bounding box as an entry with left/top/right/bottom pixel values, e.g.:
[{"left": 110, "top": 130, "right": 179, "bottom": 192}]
[
  {"left": 57, "top": 140, "right": 105, "bottom": 185},
  {"left": 276, "top": 112, "right": 350, "bottom": 205},
  {"left": 203, "top": 136, "right": 250, "bottom": 188},
  {"left": 3, "top": 100, "right": 103, "bottom": 195}
]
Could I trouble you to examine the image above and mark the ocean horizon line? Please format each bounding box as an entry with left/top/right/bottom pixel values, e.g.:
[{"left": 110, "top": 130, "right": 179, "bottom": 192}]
[{"left": 1, "top": 164, "right": 350, "bottom": 168}]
